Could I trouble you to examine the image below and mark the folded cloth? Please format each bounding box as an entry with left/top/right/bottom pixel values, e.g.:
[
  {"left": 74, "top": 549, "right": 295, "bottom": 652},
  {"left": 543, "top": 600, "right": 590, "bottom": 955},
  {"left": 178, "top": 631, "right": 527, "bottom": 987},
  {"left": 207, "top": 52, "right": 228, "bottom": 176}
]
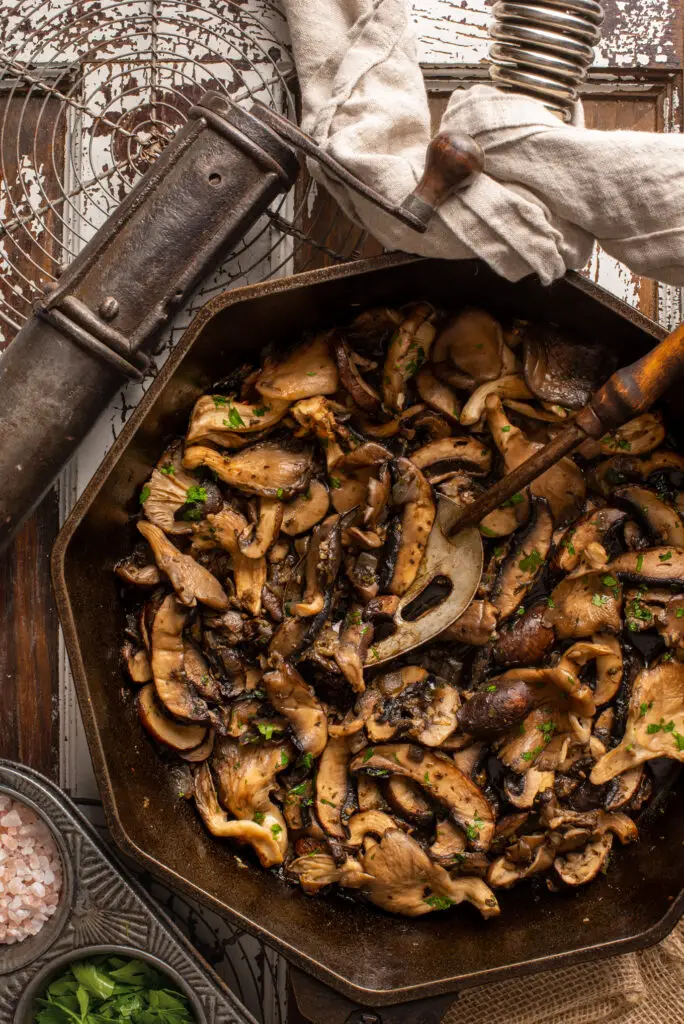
[{"left": 282, "top": 0, "right": 684, "bottom": 286}]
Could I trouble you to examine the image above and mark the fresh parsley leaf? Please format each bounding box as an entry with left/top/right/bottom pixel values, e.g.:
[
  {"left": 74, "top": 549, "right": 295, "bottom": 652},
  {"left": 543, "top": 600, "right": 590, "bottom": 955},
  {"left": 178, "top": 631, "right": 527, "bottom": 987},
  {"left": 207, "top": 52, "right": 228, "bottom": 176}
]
[
  {"left": 186, "top": 484, "right": 207, "bottom": 504},
  {"left": 320, "top": 797, "right": 337, "bottom": 807},
  {"left": 487, "top": 684, "right": 497, "bottom": 693},
  {"left": 677, "top": 608, "right": 684, "bottom": 619},
  {"left": 592, "top": 593, "right": 608, "bottom": 607},
  {"left": 253, "top": 811, "right": 266, "bottom": 824},
  {"left": 257, "top": 721, "right": 278, "bottom": 740},
  {"left": 480, "top": 525, "right": 497, "bottom": 537},
  {"left": 212, "top": 395, "right": 228, "bottom": 407},
  {"left": 71, "top": 963, "right": 115, "bottom": 1001},
  {"left": 271, "top": 823, "right": 282, "bottom": 838},
  {"left": 636, "top": 553, "right": 644, "bottom": 572},
  {"left": 276, "top": 487, "right": 284, "bottom": 498},
  {"left": 329, "top": 477, "right": 341, "bottom": 489},
  {"left": 362, "top": 748, "right": 375, "bottom": 763},
  {"left": 519, "top": 548, "right": 543, "bottom": 573},
  {"left": 139, "top": 485, "right": 150, "bottom": 504},
  {"left": 547, "top": 597, "right": 555, "bottom": 608},
  {"left": 159, "top": 463, "right": 175, "bottom": 477},
  {"left": 301, "top": 752, "right": 314, "bottom": 770},
  {"left": 660, "top": 550, "right": 673, "bottom": 562},
  {"left": 424, "top": 894, "right": 454, "bottom": 910},
  {"left": 674, "top": 732, "right": 684, "bottom": 752},
  {"left": 252, "top": 406, "right": 269, "bottom": 417},
  {"left": 223, "top": 403, "right": 246, "bottom": 429}
]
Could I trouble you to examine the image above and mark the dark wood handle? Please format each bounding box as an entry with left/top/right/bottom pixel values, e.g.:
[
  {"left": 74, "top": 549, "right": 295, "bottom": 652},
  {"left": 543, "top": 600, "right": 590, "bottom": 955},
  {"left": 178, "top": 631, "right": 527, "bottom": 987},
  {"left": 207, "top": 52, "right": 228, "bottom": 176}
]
[{"left": 400, "top": 132, "right": 484, "bottom": 229}]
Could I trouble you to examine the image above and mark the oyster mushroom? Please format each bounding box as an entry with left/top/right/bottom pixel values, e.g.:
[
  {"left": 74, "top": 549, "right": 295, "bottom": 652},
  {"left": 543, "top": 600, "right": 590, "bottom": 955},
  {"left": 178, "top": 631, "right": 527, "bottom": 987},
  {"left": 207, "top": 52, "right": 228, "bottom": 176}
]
[
  {"left": 432, "top": 308, "right": 505, "bottom": 384},
  {"left": 415, "top": 367, "right": 462, "bottom": 424},
  {"left": 151, "top": 594, "right": 212, "bottom": 722},
  {"left": 657, "top": 595, "right": 684, "bottom": 650},
  {"left": 183, "top": 440, "right": 313, "bottom": 499},
  {"left": 186, "top": 394, "right": 290, "bottom": 445},
  {"left": 386, "top": 457, "right": 436, "bottom": 596},
  {"left": 598, "top": 412, "right": 666, "bottom": 457},
  {"left": 437, "top": 599, "right": 499, "bottom": 646},
  {"left": 137, "top": 683, "right": 207, "bottom": 751},
  {"left": 255, "top": 332, "right": 339, "bottom": 400},
  {"left": 488, "top": 836, "right": 555, "bottom": 888},
  {"left": 332, "top": 332, "right": 381, "bottom": 414},
  {"left": 204, "top": 509, "right": 266, "bottom": 616},
  {"left": 333, "top": 605, "right": 373, "bottom": 693},
  {"left": 613, "top": 485, "right": 684, "bottom": 547},
  {"left": 409, "top": 683, "right": 460, "bottom": 746},
  {"left": 593, "top": 634, "right": 623, "bottom": 706},
  {"left": 410, "top": 436, "right": 492, "bottom": 481},
  {"left": 350, "top": 744, "right": 495, "bottom": 851},
  {"left": 294, "top": 513, "right": 343, "bottom": 617},
  {"left": 544, "top": 571, "right": 623, "bottom": 639},
  {"left": 281, "top": 480, "right": 330, "bottom": 536},
  {"left": 289, "top": 853, "right": 371, "bottom": 894},
  {"left": 345, "top": 810, "right": 399, "bottom": 846},
  {"left": 591, "top": 661, "right": 684, "bottom": 784},
  {"left": 263, "top": 655, "right": 328, "bottom": 757},
  {"left": 140, "top": 442, "right": 203, "bottom": 536},
  {"left": 551, "top": 507, "right": 627, "bottom": 573},
  {"left": 382, "top": 303, "right": 437, "bottom": 411},
  {"left": 461, "top": 375, "right": 533, "bottom": 427},
  {"left": 238, "top": 497, "right": 283, "bottom": 559},
  {"left": 601, "top": 547, "right": 684, "bottom": 586},
  {"left": 115, "top": 556, "right": 162, "bottom": 587},
  {"left": 385, "top": 776, "right": 434, "bottom": 825},
  {"left": 291, "top": 396, "right": 349, "bottom": 471},
  {"left": 491, "top": 499, "right": 553, "bottom": 620},
  {"left": 315, "top": 735, "right": 352, "bottom": 839},
  {"left": 358, "top": 829, "right": 499, "bottom": 918},
  {"left": 522, "top": 324, "right": 616, "bottom": 409},
  {"left": 554, "top": 834, "right": 613, "bottom": 886},
  {"left": 137, "top": 521, "right": 229, "bottom": 611},
  {"left": 503, "top": 769, "right": 555, "bottom": 809},
  {"left": 193, "top": 759, "right": 286, "bottom": 868}
]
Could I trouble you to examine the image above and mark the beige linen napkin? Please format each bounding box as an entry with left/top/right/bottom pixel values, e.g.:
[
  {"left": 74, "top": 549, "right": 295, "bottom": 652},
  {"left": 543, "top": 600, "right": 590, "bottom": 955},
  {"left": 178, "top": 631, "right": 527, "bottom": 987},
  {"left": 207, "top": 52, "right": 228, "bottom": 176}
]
[{"left": 282, "top": 0, "right": 684, "bottom": 286}]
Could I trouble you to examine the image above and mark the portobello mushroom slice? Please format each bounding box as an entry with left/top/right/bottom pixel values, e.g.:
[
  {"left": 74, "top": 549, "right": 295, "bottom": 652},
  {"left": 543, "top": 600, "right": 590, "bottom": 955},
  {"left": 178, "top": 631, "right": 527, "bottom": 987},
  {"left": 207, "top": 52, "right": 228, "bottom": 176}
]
[
  {"left": 357, "top": 829, "right": 500, "bottom": 918},
  {"left": 281, "top": 480, "right": 330, "bottom": 536},
  {"left": 522, "top": 324, "right": 616, "bottom": 409},
  {"left": 503, "top": 768, "right": 555, "bottom": 809},
  {"left": 493, "top": 604, "right": 555, "bottom": 667},
  {"left": 255, "top": 332, "right": 339, "bottom": 401},
  {"left": 386, "top": 457, "right": 436, "bottom": 596},
  {"left": 364, "top": 463, "right": 391, "bottom": 530},
  {"left": 350, "top": 744, "right": 495, "bottom": 851},
  {"left": 205, "top": 509, "right": 266, "bottom": 616},
  {"left": 186, "top": 394, "right": 290, "bottom": 445},
  {"left": 432, "top": 308, "right": 504, "bottom": 383},
  {"left": 613, "top": 486, "right": 684, "bottom": 547},
  {"left": 410, "top": 437, "right": 492, "bottom": 481},
  {"left": 238, "top": 497, "right": 284, "bottom": 559},
  {"left": 491, "top": 498, "right": 553, "bottom": 620},
  {"left": 591, "top": 661, "right": 684, "bottom": 784},
  {"left": 151, "top": 594, "right": 212, "bottom": 722},
  {"left": 544, "top": 571, "right": 623, "bottom": 639},
  {"left": 315, "top": 735, "right": 352, "bottom": 839},
  {"left": 137, "top": 683, "right": 207, "bottom": 751},
  {"left": 601, "top": 547, "right": 684, "bottom": 587},
  {"left": 122, "top": 642, "right": 153, "bottom": 684},
  {"left": 179, "top": 729, "right": 215, "bottom": 763},
  {"left": 385, "top": 776, "right": 434, "bottom": 825},
  {"left": 593, "top": 634, "right": 623, "bottom": 706},
  {"left": 599, "top": 412, "right": 666, "bottom": 457},
  {"left": 552, "top": 507, "right": 627, "bottom": 573},
  {"left": 604, "top": 765, "right": 645, "bottom": 811},
  {"left": 294, "top": 513, "right": 343, "bottom": 617},
  {"left": 138, "top": 521, "right": 229, "bottom": 610},
  {"left": 593, "top": 450, "right": 684, "bottom": 497},
  {"left": 263, "top": 655, "right": 328, "bottom": 757},
  {"left": 345, "top": 810, "right": 398, "bottom": 847},
  {"left": 437, "top": 599, "right": 499, "bottom": 647},
  {"left": 193, "top": 760, "right": 286, "bottom": 868},
  {"left": 415, "top": 367, "right": 462, "bottom": 424},
  {"left": 183, "top": 441, "right": 313, "bottom": 499},
  {"left": 429, "top": 818, "right": 466, "bottom": 865},
  {"left": 382, "top": 303, "right": 437, "bottom": 411},
  {"left": 357, "top": 775, "right": 385, "bottom": 811},
  {"left": 140, "top": 442, "right": 200, "bottom": 536},
  {"left": 332, "top": 332, "right": 381, "bottom": 414}
]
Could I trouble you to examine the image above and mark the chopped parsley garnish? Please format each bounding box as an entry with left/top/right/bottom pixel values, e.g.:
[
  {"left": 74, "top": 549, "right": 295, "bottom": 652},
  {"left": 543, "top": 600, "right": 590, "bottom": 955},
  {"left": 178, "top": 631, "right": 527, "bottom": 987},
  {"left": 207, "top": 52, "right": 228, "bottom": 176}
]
[
  {"left": 601, "top": 574, "right": 619, "bottom": 589},
  {"left": 547, "top": 597, "right": 555, "bottom": 608},
  {"left": 424, "top": 894, "right": 455, "bottom": 910},
  {"left": 480, "top": 525, "right": 497, "bottom": 537},
  {"left": 516, "top": 605, "right": 526, "bottom": 617},
  {"left": 660, "top": 550, "right": 673, "bottom": 562},
  {"left": 673, "top": 732, "right": 684, "bottom": 752},
  {"left": 320, "top": 797, "right": 337, "bottom": 808},
  {"left": 280, "top": 750, "right": 289, "bottom": 767},
  {"left": 538, "top": 720, "right": 557, "bottom": 742},
  {"left": 493, "top": 546, "right": 504, "bottom": 557},
  {"left": 276, "top": 487, "right": 284, "bottom": 498},
  {"left": 370, "top": 647, "right": 380, "bottom": 661},
  {"left": 253, "top": 811, "right": 266, "bottom": 824},
  {"left": 501, "top": 491, "right": 525, "bottom": 508},
  {"left": 362, "top": 748, "right": 375, "bottom": 763},
  {"left": 423, "top": 771, "right": 431, "bottom": 785},
  {"left": 636, "top": 554, "right": 645, "bottom": 572},
  {"left": 257, "top": 722, "right": 278, "bottom": 740},
  {"left": 271, "top": 823, "right": 282, "bottom": 838},
  {"left": 222, "top": 404, "right": 246, "bottom": 430},
  {"left": 521, "top": 745, "right": 543, "bottom": 762},
  {"left": 646, "top": 718, "right": 676, "bottom": 735},
  {"left": 160, "top": 463, "right": 175, "bottom": 476},
  {"left": 676, "top": 608, "right": 684, "bottom": 619},
  {"left": 139, "top": 485, "right": 150, "bottom": 504},
  {"left": 592, "top": 593, "right": 608, "bottom": 607},
  {"left": 186, "top": 484, "right": 207, "bottom": 504},
  {"left": 519, "top": 548, "right": 543, "bottom": 573},
  {"left": 289, "top": 782, "right": 308, "bottom": 797},
  {"left": 301, "top": 752, "right": 314, "bottom": 770},
  {"left": 487, "top": 684, "right": 498, "bottom": 693},
  {"left": 639, "top": 701, "right": 654, "bottom": 718},
  {"left": 253, "top": 406, "right": 269, "bottom": 417},
  {"left": 212, "top": 394, "right": 228, "bottom": 407},
  {"left": 329, "top": 477, "right": 341, "bottom": 489},
  {"left": 501, "top": 426, "right": 511, "bottom": 433}
]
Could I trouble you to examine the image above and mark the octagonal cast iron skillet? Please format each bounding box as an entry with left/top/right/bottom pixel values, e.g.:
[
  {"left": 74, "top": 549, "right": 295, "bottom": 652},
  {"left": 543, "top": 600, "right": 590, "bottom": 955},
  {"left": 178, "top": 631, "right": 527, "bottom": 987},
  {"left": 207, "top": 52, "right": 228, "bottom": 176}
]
[{"left": 52, "top": 254, "right": 684, "bottom": 1008}]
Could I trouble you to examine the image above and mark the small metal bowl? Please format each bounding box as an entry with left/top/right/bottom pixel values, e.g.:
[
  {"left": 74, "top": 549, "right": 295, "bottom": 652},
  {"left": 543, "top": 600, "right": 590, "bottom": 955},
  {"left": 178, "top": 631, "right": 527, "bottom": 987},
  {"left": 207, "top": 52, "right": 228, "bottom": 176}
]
[
  {"left": 13, "top": 945, "right": 207, "bottom": 1024},
  {"left": 0, "top": 785, "right": 74, "bottom": 975}
]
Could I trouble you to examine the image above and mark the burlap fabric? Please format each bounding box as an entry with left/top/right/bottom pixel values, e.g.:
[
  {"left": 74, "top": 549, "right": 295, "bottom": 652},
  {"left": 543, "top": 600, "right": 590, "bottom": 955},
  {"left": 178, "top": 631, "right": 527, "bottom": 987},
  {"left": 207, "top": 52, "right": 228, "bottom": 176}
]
[
  {"left": 282, "top": 0, "right": 684, "bottom": 286},
  {"left": 442, "top": 921, "right": 684, "bottom": 1023}
]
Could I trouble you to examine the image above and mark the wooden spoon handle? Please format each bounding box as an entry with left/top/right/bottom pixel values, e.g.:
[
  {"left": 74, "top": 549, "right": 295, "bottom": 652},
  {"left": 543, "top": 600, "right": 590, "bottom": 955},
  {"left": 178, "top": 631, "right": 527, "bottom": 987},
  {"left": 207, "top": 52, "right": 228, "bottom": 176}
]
[
  {"left": 448, "top": 322, "right": 684, "bottom": 536},
  {"left": 400, "top": 132, "right": 485, "bottom": 229}
]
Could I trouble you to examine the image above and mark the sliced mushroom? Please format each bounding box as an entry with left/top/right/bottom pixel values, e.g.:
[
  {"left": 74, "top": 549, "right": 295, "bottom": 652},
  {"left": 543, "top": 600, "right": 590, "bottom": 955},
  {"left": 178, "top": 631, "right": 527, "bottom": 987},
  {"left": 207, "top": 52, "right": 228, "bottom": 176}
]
[
  {"left": 613, "top": 485, "right": 684, "bottom": 548},
  {"left": 315, "top": 735, "right": 352, "bottom": 839},
  {"left": 150, "top": 594, "right": 212, "bottom": 722},
  {"left": 115, "top": 558, "right": 162, "bottom": 587},
  {"left": 544, "top": 571, "right": 623, "bottom": 639},
  {"left": 437, "top": 599, "right": 499, "bottom": 646},
  {"left": 194, "top": 760, "right": 286, "bottom": 868},
  {"left": 238, "top": 497, "right": 283, "bottom": 559},
  {"left": 522, "top": 324, "right": 616, "bottom": 409},
  {"left": 552, "top": 507, "right": 627, "bottom": 573},
  {"left": 358, "top": 829, "right": 499, "bottom": 917},
  {"left": 591, "top": 661, "right": 684, "bottom": 784},
  {"left": 179, "top": 729, "right": 216, "bottom": 763},
  {"left": 281, "top": 480, "right": 330, "bottom": 536},
  {"left": 415, "top": 367, "right": 462, "bottom": 424},
  {"left": 593, "top": 634, "right": 623, "bottom": 706},
  {"left": 357, "top": 775, "right": 385, "bottom": 811},
  {"left": 433, "top": 308, "right": 504, "bottom": 384},
  {"left": 382, "top": 303, "right": 436, "bottom": 412},
  {"left": 410, "top": 437, "right": 492, "bottom": 481},
  {"left": 458, "top": 678, "right": 537, "bottom": 738},
  {"left": 204, "top": 509, "right": 266, "bottom": 616},
  {"left": 140, "top": 442, "right": 201, "bottom": 536},
  {"left": 409, "top": 684, "right": 460, "bottom": 747},
  {"left": 186, "top": 394, "right": 290, "bottom": 445},
  {"left": 604, "top": 765, "right": 645, "bottom": 811},
  {"left": 332, "top": 332, "right": 381, "bottom": 413},
  {"left": 263, "top": 654, "right": 328, "bottom": 757},
  {"left": 294, "top": 513, "right": 343, "bottom": 617},
  {"left": 123, "top": 642, "right": 153, "bottom": 684},
  {"left": 291, "top": 395, "right": 349, "bottom": 471},
  {"left": 429, "top": 818, "right": 466, "bottom": 867},
  {"left": 461, "top": 375, "right": 533, "bottom": 427},
  {"left": 345, "top": 809, "right": 399, "bottom": 847},
  {"left": 503, "top": 768, "right": 555, "bottom": 809},
  {"left": 385, "top": 776, "right": 434, "bottom": 825},
  {"left": 350, "top": 744, "right": 495, "bottom": 850},
  {"left": 256, "top": 332, "right": 339, "bottom": 401},
  {"left": 386, "top": 457, "right": 435, "bottom": 596},
  {"left": 333, "top": 606, "right": 373, "bottom": 693},
  {"left": 289, "top": 853, "right": 371, "bottom": 894},
  {"left": 488, "top": 838, "right": 555, "bottom": 888},
  {"left": 493, "top": 604, "right": 555, "bottom": 667},
  {"left": 491, "top": 498, "right": 553, "bottom": 620},
  {"left": 137, "top": 684, "right": 207, "bottom": 751},
  {"left": 602, "top": 547, "right": 684, "bottom": 587},
  {"left": 599, "top": 412, "right": 666, "bottom": 457},
  {"left": 657, "top": 595, "right": 684, "bottom": 649},
  {"left": 138, "top": 521, "right": 229, "bottom": 611},
  {"left": 183, "top": 441, "right": 313, "bottom": 499},
  {"left": 593, "top": 450, "right": 684, "bottom": 497},
  {"left": 554, "top": 834, "right": 613, "bottom": 886}
]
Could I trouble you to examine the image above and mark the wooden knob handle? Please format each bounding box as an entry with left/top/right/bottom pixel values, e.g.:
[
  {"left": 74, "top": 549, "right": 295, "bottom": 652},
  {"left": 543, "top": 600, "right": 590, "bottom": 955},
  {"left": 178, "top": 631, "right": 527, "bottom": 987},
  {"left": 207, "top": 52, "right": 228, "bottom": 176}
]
[{"left": 400, "top": 132, "right": 484, "bottom": 229}]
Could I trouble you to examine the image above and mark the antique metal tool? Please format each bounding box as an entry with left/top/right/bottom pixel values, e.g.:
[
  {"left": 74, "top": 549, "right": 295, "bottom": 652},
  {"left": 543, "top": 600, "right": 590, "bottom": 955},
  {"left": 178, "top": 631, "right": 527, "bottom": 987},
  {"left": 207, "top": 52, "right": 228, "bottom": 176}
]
[{"left": 0, "top": 89, "right": 482, "bottom": 553}]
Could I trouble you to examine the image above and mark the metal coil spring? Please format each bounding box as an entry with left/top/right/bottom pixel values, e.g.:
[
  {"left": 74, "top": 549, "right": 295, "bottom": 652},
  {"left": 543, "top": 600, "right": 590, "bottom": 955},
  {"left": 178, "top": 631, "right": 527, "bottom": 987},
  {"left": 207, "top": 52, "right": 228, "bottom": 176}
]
[{"left": 488, "top": 0, "right": 604, "bottom": 118}]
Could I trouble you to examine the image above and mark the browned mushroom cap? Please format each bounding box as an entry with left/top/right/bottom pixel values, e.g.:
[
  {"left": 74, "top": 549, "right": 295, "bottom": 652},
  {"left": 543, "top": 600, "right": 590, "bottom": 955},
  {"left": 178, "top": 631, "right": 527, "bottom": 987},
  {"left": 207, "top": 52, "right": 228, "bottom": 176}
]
[
  {"left": 544, "top": 571, "right": 623, "bottom": 639},
  {"left": 179, "top": 729, "right": 215, "bottom": 763},
  {"left": 255, "top": 332, "right": 339, "bottom": 401},
  {"left": 612, "top": 486, "right": 684, "bottom": 548},
  {"left": 289, "top": 852, "right": 371, "bottom": 894},
  {"left": 461, "top": 375, "right": 533, "bottom": 427},
  {"left": 591, "top": 661, "right": 684, "bottom": 785},
  {"left": 263, "top": 654, "right": 328, "bottom": 757},
  {"left": 382, "top": 303, "right": 437, "bottom": 412},
  {"left": 345, "top": 810, "right": 399, "bottom": 847},
  {"left": 598, "top": 412, "right": 666, "bottom": 457},
  {"left": 364, "top": 463, "right": 391, "bottom": 530},
  {"left": 604, "top": 765, "right": 645, "bottom": 811},
  {"left": 601, "top": 547, "right": 684, "bottom": 586},
  {"left": 385, "top": 776, "right": 434, "bottom": 825},
  {"left": 551, "top": 507, "right": 627, "bottom": 573},
  {"left": 350, "top": 744, "right": 495, "bottom": 851},
  {"left": 137, "top": 683, "right": 207, "bottom": 751},
  {"left": 185, "top": 440, "right": 314, "bottom": 500},
  {"left": 415, "top": 367, "right": 462, "bottom": 424},
  {"left": 115, "top": 558, "right": 162, "bottom": 587},
  {"left": 491, "top": 498, "right": 553, "bottom": 620},
  {"left": 458, "top": 678, "right": 537, "bottom": 738},
  {"left": 332, "top": 332, "right": 382, "bottom": 414},
  {"left": 593, "top": 633, "right": 623, "bottom": 706},
  {"left": 237, "top": 497, "right": 283, "bottom": 559},
  {"left": 429, "top": 818, "right": 465, "bottom": 865},
  {"left": 294, "top": 513, "right": 343, "bottom": 617},
  {"left": 554, "top": 834, "right": 613, "bottom": 886},
  {"left": 204, "top": 509, "right": 266, "bottom": 616},
  {"left": 333, "top": 606, "right": 373, "bottom": 694},
  {"left": 522, "top": 324, "right": 616, "bottom": 409},
  {"left": 137, "top": 521, "right": 229, "bottom": 610},
  {"left": 122, "top": 642, "right": 153, "bottom": 684},
  {"left": 409, "top": 684, "right": 460, "bottom": 747},
  {"left": 592, "top": 450, "right": 684, "bottom": 497},
  {"left": 139, "top": 442, "right": 204, "bottom": 536},
  {"left": 432, "top": 308, "right": 505, "bottom": 383},
  {"left": 315, "top": 735, "right": 352, "bottom": 839},
  {"left": 358, "top": 829, "right": 500, "bottom": 917},
  {"left": 488, "top": 836, "right": 555, "bottom": 888},
  {"left": 437, "top": 599, "right": 499, "bottom": 646},
  {"left": 503, "top": 768, "right": 555, "bottom": 809},
  {"left": 150, "top": 594, "right": 212, "bottom": 723},
  {"left": 656, "top": 595, "right": 684, "bottom": 649},
  {"left": 385, "top": 457, "right": 436, "bottom": 596},
  {"left": 281, "top": 480, "right": 330, "bottom": 536},
  {"left": 410, "top": 436, "right": 493, "bottom": 481},
  {"left": 186, "top": 395, "right": 290, "bottom": 445},
  {"left": 493, "top": 605, "right": 555, "bottom": 667}
]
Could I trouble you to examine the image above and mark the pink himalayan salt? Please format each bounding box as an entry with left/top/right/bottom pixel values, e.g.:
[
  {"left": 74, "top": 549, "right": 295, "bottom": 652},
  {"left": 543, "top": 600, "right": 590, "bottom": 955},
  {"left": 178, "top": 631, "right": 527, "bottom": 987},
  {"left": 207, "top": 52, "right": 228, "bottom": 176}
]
[{"left": 0, "top": 797, "right": 62, "bottom": 945}]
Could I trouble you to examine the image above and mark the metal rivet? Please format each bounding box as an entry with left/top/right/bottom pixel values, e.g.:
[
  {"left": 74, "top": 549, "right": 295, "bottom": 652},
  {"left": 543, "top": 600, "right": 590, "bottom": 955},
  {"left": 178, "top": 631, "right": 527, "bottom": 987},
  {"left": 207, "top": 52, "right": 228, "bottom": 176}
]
[
  {"left": 43, "top": 281, "right": 58, "bottom": 296},
  {"left": 99, "top": 296, "right": 119, "bottom": 320}
]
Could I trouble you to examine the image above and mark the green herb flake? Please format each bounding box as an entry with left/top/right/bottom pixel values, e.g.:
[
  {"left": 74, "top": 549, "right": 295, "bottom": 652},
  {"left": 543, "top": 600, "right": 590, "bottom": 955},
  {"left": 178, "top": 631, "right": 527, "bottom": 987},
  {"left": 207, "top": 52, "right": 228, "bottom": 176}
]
[
  {"left": 521, "top": 745, "right": 544, "bottom": 762},
  {"left": 301, "top": 752, "right": 314, "bottom": 770},
  {"left": 329, "top": 477, "right": 342, "bottom": 489},
  {"left": 271, "top": 823, "right": 282, "bottom": 838},
  {"left": 253, "top": 406, "right": 269, "bottom": 417},
  {"left": 276, "top": 487, "right": 284, "bottom": 498},
  {"left": 423, "top": 771, "right": 431, "bottom": 786},
  {"left": 320, "top": 797, "right": 337, "bottom": 808},
  {"left": 159, "top": 463, "right": 175, "bottom": 477},
  {"left": 139, "top": 485, "right": 151, "bottom": 505},
  {"left": 253, "top": 811, "right": 266, "bottom": 824},
  {"left": 547, "top": 597, "right": 555, "bottom": 609},
  {"left": 673, "top": 732, "right": 684, "bottom": 752},
  {"left": 370, "top": 647, "right": 380, "bottom": 661},
  {"left": 677, "top": 608, "right": 684, "bottom": 619},
  {"left": 212, "top": 394, "right": 228, "bottom": 407},
  {"left": 223, "top": 403, "right": 246, "bottom": 429},
  {"left": 660, "top": 550, "right": 673, "bottom": 562},
  {"left": 493, "top": 546, "right": 504, "bottom": 557},
  {"left": 592, "top": 593, "right": 608, "bottom": 607},
  {"left": 257, "top": 722, "right": 278, "bottom": 740},
  {"left": 519, "top": 548, "right": 543, "bottom": 573},
  {"left": 362, "top": 748, "right": 375, "bottom": 763},
  {"left": 424, "top": 894, "right": 455, "bottom": 910},
  {"left": 636, "top": 553, "right": 645, "bottom": 572},
  {"left": 601, "top": 574, "right": 619, "bottom": 589},
  {"left": 501, "top": 426, "right": 511, "bottom": 433},
  {"left": 186, "top": 484, "right": 207, "bottom": 504},
  {"left": 487, "top": 684, "right": 497, "bottom": 693},
  {"left": 280, "top": 749, "right": 289, "bottom": 768},
  {"left": 480, "top": 525, "right": 497, "bottom": 537},
  {"left": 516, "top": 605, "right": 526, "bottom": 617}
]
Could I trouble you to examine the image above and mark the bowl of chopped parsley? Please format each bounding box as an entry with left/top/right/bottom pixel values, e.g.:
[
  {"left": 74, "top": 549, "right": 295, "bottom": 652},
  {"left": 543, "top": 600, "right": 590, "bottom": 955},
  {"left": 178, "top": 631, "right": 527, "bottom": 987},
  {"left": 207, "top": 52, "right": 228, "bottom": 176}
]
[{"left": 15, "top": 946, "right": 203, "bottom": 1024}]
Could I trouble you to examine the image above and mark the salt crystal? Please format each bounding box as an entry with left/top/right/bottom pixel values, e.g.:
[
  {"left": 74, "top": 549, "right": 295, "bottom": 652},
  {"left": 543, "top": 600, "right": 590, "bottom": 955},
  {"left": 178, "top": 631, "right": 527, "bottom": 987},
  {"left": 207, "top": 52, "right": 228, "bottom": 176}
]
[
  {"left": 43, "top": 869, "right": 55, "bottom": 886},
  {"left": 0, "top": 812, "right": 22, "bottom": 828},
  {"left": 0, "top": 797, "right": 63, "bottom": 944},
  {"left": 29, "top": 881, "right": 45, "bottom": 898},
  {"left": 1, "top": 835, "right": 17, "bottom": 851},
  {"left": 0, "top": 796, "right": 11, "bottom": 812}
]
